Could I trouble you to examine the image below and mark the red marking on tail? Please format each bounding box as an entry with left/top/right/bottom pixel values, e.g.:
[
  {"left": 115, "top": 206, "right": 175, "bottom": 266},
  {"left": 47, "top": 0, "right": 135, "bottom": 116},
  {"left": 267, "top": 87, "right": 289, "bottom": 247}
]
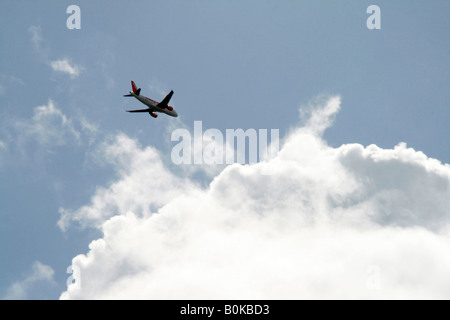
[{"left": 131, "top": 81, "right": 138, "bottom": 93}]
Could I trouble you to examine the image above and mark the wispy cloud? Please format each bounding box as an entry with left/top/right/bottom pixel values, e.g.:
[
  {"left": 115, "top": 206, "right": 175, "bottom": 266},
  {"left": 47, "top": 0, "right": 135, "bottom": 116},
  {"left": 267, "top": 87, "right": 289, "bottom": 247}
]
[
  {"left": 58, "top": 133, "right": 197, "bottom": 231},
  {"left": 29, "top": 26, "right": 43, "bottom": 50},
  {"left": 0, "top": 99, "right": 102, "bottom": 162},
  {"left": 1, "top": 100, "right": 80, "bottom": 157},
  {"left": 4, "top": 261, "right": 55, "bottom": 300},
  {"left": 28, "top": 26, "right": 48, "bottom": 60},
  {"left": 27, "top": 99, "right": 81, "bottom": 146},
  {"left": 0, "top": 74, "right": 25, "bottom": 95},
  {"left": 28, "top": 25, "right": 84, "bottom": 78}
]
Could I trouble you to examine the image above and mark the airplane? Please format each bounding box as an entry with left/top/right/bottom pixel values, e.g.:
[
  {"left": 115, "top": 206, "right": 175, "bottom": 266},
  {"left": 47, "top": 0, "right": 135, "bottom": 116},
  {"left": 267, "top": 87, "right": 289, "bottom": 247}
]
[{"left": 124, "top": 81, "right": 178, "bottom": 118}]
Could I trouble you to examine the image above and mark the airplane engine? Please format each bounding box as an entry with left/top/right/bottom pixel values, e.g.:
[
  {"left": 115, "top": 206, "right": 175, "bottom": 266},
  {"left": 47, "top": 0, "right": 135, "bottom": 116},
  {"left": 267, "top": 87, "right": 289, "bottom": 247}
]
[
  {"left": 149, "top": 112, "right": 158, "bottom": 118},
  {"left": 167, "top": 106, "right": 173, "bottom": 111}
]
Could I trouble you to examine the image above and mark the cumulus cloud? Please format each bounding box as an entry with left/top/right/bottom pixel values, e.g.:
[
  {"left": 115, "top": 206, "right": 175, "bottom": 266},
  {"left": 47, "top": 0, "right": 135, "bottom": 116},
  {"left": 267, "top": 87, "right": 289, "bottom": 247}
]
[
  {"left": 58, "top": 133, "right": 198, "bottom": 231},
  {"left": 60, "top": 96, "right": 450, "bottom": 299},
  {"left": 50, "top": 59, "right": 82, "bottom": 78},
  {"left": 4, "top": 261, "right": 55, "bottom": 300},
  {"left": 166, "top": 118, "right": 238, "bottom": 179}
]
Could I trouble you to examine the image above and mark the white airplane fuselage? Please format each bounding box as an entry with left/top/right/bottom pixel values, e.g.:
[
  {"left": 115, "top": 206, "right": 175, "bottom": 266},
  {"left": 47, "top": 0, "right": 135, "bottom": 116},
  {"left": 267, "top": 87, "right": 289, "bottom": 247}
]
[{"left": 131, "top": 92, "right": 178, "bottom": 117}]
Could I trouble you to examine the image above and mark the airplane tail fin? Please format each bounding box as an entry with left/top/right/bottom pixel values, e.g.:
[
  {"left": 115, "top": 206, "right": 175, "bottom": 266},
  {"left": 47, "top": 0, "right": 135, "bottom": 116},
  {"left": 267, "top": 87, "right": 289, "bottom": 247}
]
[
  {"left": 124, "top": 80, "right": 141, "bottom": 97},
  {"left": 131, "top": 81, "right": 141, "bottom": 95}
]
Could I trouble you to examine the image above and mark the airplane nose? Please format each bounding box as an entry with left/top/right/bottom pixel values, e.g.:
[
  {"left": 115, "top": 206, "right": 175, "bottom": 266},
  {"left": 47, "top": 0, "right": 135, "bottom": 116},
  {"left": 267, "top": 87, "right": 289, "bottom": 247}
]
[{"left": 173, "top": 110, "right": 178, "bottom": 117}]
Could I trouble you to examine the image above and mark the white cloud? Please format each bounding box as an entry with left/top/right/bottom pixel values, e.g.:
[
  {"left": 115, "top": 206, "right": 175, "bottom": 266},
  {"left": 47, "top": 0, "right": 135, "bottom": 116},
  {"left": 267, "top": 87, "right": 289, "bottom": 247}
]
[
  {"left": 50, "top": 59, "right": 82, "bottom": 78},
  {"left": 147, "top": 77, "right": 171, "bottom": 97},
  {"left": 298, "top": 94, "right": 341, "bottom": 136},
  {"left": 165, "top": 118, "right": 235, "bottom": 179},
  {"left": 60, "top": 96, "right": 450, "bottom": 299},
  {"left": 0, "top": 140, "right": 6, "bottom": 166},
  {"left": 0, "top": 74, "right": 24, "bottom": 95},
  {"left": 4, "top": 261, "right": 55, "bottom": 300},
  {"left": 29, "top": 26, "right": 43, "bottom": 51},
  {"left": 21, "top": 99, "right": 81, "bottom": 147},
  {"left": 28, "top": 25, "right": 50, "bottom": 61},
  {"left": 28, "top": 26, "right": 83, "bottom": 78},
  {"left": 58, "top": 133, "right": 198, "bottom": 231},
  {"left": 1, "top": 100, "right": 102, "bottom": 162}
]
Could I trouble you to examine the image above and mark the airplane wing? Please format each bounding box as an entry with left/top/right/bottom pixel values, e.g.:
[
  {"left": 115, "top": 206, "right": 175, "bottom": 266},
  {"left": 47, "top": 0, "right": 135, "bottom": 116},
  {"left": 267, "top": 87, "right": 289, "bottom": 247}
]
[
  {"left": 156, "top": 90, "right": 174, "bottom": 109},
  {"left": 126, "top": 108, "right": 150, "bottom": 113}
]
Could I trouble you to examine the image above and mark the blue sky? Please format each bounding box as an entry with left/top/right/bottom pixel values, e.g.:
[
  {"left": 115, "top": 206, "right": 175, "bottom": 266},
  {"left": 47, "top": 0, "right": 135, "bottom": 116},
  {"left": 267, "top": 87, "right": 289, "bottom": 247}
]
[{"left": 0, "top": 1, "right": 449, "bottom": 299}]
